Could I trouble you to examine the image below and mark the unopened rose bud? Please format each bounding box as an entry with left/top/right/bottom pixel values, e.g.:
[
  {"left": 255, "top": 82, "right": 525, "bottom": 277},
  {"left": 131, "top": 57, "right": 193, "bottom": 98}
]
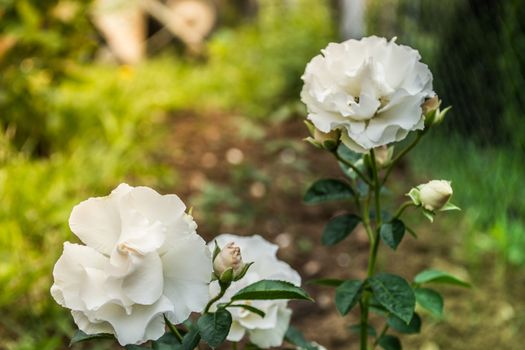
[
  {"left": 373, "top": 145, "right": 393, "bottom": 167},
  {"left": 312, "top": 129, "right": 340, "bottom": 151},
  {"left": 213, "top": 242, "right": 244, "bottom": 277},
  {"left": 418, "top": 180, "right": 453, "bottom": 211},
  {"left": 422, "top": 95, "right": 440, "bottom": 115}
]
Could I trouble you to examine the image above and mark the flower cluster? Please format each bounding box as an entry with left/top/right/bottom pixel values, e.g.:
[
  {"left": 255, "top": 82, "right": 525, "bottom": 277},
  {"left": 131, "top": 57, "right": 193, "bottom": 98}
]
[{"left": 51, "top": 184, "right": 307, "bottom": 348}]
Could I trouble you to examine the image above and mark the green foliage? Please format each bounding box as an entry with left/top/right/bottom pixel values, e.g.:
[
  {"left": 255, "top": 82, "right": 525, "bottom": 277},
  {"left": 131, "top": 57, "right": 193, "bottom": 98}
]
[
  {"left": 322, "top": 214, "right": 361, "bottom": 246},
  {"left": 377, "top": 334, "right": 402, "bottom": 350},
  {"left": 197, "top": 309, "right": 232, "bottom": 348},
  {"left": 70, "top": 330, "right": 113, "bottom": 345},
  {"left": 387, "top": 313, "right": 421, "bottom": 334},
  {"left": 285, "top": 326, "right": 324, "bottom": 350},
  {"left": 368, "top": 273, "right": 415, "bottom": 324},
  {"left": 414, "top": 288, "right": 444, "bottom": 317},
  {"left": 304, "top": 179, "right": 356, "bottom": 204},
  {"left": 379, "top": 219, "right": 406, "bottom": 250},
  {"left": 414, "top": 269, "right": 471, "bottom": 288},
  {"left": 231, "top": 280, "right": 313, "bottom": 302},
  {"left": 335, "top": 280, "right": 363, "bottom": 315}
]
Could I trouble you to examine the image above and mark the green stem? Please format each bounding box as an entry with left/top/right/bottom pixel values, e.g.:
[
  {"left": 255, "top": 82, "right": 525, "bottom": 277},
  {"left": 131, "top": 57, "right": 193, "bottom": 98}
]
[
  {"left": 382, "top": 131, "right": 426, "bottom": 186},
  {"left": 393, "top": 201, "right": 415, "bottom": 220},
  {"left": 204, "top": 287, "right": 227, "bottom": 313},
  {"left": 360, "top": 149, "right": 383, "bottom": 350},
  {"left": 333, "top": 151, "right": 374, "bottom": 187},
  {"left": 232, "top": 342, "right": 238, "bottom": 350},
  {"left": 163, "top": 314, "right": 183, "bottom": 343},
  {"left": 373, "top": 324, "right": 390, "bottom": 347}
]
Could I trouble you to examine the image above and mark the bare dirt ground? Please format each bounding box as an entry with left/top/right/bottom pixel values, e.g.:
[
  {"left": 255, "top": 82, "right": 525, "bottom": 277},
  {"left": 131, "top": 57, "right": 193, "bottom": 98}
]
[{"left": 156, "top": 111, "right": 524, "bottom": 350}]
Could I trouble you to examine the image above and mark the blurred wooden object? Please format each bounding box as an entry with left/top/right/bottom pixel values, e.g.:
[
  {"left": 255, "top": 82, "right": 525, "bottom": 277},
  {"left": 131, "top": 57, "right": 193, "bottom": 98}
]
[
  {"left": 92, "top": 0, "right": 146, "bottom": 64},
  {"left": 339, "top": 0, "right": 365, "bottom": 39},
  {"left": 139, "top": 0, "right": 216, "bottom": 52}
]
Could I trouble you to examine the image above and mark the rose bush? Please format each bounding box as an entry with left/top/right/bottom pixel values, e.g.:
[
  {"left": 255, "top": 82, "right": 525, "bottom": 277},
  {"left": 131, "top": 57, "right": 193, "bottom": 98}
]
[
  {"left": 301, "top": 36, "right": 434, "bottom": 152},
  {"left": 209, "top": 234, "right": 301, "bottom": 348},
  {"left": 50, "top": 184, "right": 212, "bottom": 345}
]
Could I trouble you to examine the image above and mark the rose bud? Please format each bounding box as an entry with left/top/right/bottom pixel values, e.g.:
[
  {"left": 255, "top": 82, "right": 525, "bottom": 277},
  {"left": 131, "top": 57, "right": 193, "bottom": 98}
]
[
  {"left": 213, "top": 242, "right": 244, "bottom": 278},
  {"left": 373, "top": 145, "right": 393, "bottom": 168},
  {"left": 418, "top": 180, "right": 453, "bottom": 211},
  {"left": 422, "top": 95, "right": 440, "bottom": 115}
]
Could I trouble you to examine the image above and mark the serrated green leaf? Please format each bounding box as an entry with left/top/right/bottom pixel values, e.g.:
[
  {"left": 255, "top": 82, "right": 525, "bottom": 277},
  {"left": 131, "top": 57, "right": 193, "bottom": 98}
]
[
  {"left": 304, "top": 179, "right": 355, "bottom": 204},
  {"left": 378, "top": 335, "right": 402, "bottom": 350},
  {"left": 231, "top": 280, "right": 313, "bottom": 301},
  {"left": 380, "top": 219, "right": 406, "bottom": 250},
  {"left": 285, "top": 326, "right": 322, "bottom": 350},
  {"left": 197, "top": 309, "right": 232, "bottom": 348},
  {"left": 414, "top": 269, "right": 471, "bottom": 288},
  {"left": 307, "top": 278, "right": 344, "bottom": 287},
  {"left": 387, "top": 313, "right": 421, "bottom": 334},
  {"left": 414, "top": 288, "right": 444, "bottom": 317},
  {"left": 70, "top": 330, "right": 113, "bottom": 345},
  {"left": 335, "top": 280, "right": 363, "bottom": 315},
  {"left": 227, "top": 304, "right": 266, "bottom": 318},
  {"left": 349, "top": 324, "right": 376, "bottom": 337},
  {"left": 368, "top": 273, "right": 415, "bottom": 324},
  {"left": 322, "top": 214, "right": 361, "bottom": 246}
]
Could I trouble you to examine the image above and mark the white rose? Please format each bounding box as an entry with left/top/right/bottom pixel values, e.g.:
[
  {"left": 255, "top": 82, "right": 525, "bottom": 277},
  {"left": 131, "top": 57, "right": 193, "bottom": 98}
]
[
  {"left": 209, "top": 234, "right": 301, "bottom": 349},
  {"left": 301, "top": 36, "right": 434, "bottom": 152},
  {"left": 418, "top": 180, "right": 453, "bottom": 211},
  {"left": 51, "top": 184, "right": 212, "bottom": 345}
]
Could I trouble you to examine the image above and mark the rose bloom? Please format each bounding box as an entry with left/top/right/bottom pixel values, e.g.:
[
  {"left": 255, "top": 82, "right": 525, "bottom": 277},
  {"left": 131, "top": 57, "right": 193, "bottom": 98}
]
[
  {"left": 51, "top": 184, "right": 212, "bottom": 345},
  {"left": 301, "top": 36, "right": 434, "bottom": 152},
  {"left": 209, "top": 234, "right": 301, "bottom": 348}
]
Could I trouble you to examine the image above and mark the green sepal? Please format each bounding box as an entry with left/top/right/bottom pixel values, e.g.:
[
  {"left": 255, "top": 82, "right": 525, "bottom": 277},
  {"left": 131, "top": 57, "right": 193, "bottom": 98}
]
[
  {"left": 440, "top": 202, "right": 461, "bottom": 211},
  {"left": 212, "top": 240, "right": 221, "bottom": 262},
  {"left": 233, "top": 261, "right": 254, "bottom": 282},
  {"left": 219, "top": 267, "right": 234, "bottom": 285},
  {"left": 407, "top": 188, "right": 421, "bottom": 206},
  {"left": 422, "top": 208, "right": 435, "bottom": 222}
]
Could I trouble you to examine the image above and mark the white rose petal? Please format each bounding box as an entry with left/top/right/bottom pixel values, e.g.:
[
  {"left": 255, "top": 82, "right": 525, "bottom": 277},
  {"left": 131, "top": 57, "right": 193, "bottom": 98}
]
[
  {"left": 301, "top": 36, "right": 434, "bottom": 152},
  {"left": 51, "top": 183, "right": 212, "bottom": 345},
  {"left": 208, "top": 234, "right": 301, "bottom": 349}
]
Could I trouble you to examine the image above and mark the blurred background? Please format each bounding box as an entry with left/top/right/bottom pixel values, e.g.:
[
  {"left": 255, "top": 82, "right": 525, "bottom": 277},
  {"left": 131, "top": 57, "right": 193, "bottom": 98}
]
[{"left": 0, "top": 0, "right": 524, "bottom": 349}]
